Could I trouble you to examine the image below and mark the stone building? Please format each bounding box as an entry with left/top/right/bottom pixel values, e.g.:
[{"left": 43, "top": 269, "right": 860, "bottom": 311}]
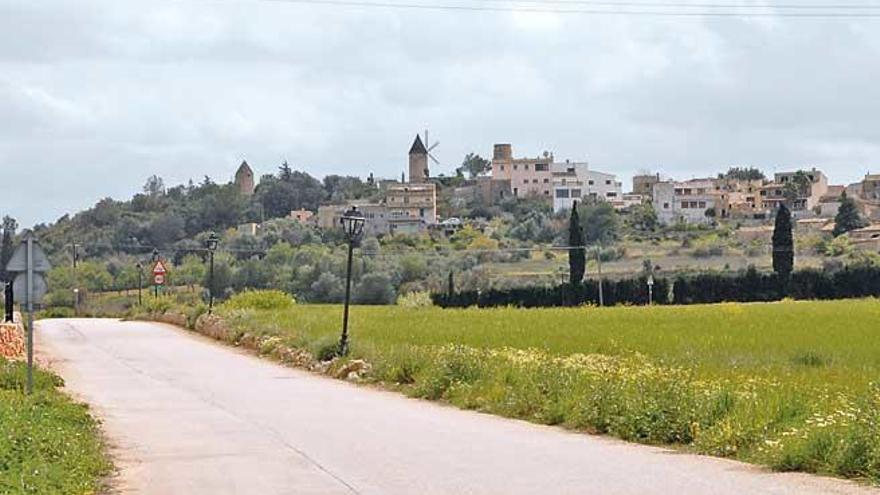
[
  {"left": 653, "top": 178, "right": 718, "bottom": 225},
  {"left": 632, "top": 173, "right": 661, "bottom": 197},
  {"left": 490, "top": 144, "right": 554, "bottom": 198},
  {"left": 234, "top": 160, "right": 255, "bottom": 196}
]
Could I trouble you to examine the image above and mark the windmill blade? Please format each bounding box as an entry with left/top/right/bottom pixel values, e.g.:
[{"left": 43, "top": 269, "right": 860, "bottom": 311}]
[
  {"left": 427, "top": 141, "right": 439, "bottom": 152},
  {"left": 428, "top": 152, "right": 440, "bottom": 165}
]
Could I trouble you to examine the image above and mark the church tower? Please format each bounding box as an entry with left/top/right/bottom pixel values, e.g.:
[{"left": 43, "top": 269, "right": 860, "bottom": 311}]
[
  {"left": 408, "top": 135, "right": 429, "bottom": 183},
  {"left": 234, "top": 160, "right": 255, "bottom": 196}
]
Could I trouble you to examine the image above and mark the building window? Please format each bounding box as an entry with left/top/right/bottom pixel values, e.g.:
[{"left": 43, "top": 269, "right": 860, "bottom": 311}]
[
  {"left": 605, "top": 180, "right": 611, "bottom": 185},
  {"left": 663, "top": 202, "right": 670, "bottom": 209},
  {"left": 523, "top": 179, "right": 529, "bottom": 184},
  {"left": 556, "top": 189, "right": 570, "bottom": 198},
  {"left": 543, "top": 178, "right": 549, "bottom": 183},
  {"left": 514, "top": 188, "right": 518, "bottom": 197},
  {"left": 535, "top": 163, "right": 549, "bottom": 172},
  {"left": 513, "top": 165, "right": 518, "bottom": 170},
  {"left": 571, "top": 189, "right": 582, "bottom": 197},
  {"left": 606, "top": 192, "right": 617, "bottom": 198},
  {"left": 699, "top": 201, "right": 706, "bottom": 208},
  {"left": 532, "top": 179, "right": 538, "bottom": 183},
  {"left": 499, "top": 165, "right": 505, "bottom": 171},
  {"left": 524, "top": 164, "right": 529, "bottom": 170},
  {"left": 544, "top": 191, "right": 549, "bottom": 195},
  {"left": 588, "top": 180, "right": 595, "bottom": 185},
  {"left": 419, "top": 208, "right": 425, "bottom": 217}
]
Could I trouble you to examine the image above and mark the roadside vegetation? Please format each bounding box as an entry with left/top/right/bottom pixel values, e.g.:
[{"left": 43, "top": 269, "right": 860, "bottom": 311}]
[
  {"left": 0, "top": 359, "right": 111, "bottom": 494},
  {"left": 126, "top": 290, "right": 880, "bottom": 484}
]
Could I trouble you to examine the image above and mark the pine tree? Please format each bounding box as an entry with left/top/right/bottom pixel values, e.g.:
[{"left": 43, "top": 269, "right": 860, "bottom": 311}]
[
  {"left": 772, "top": 204, "right": 794, "bottom": 280},
  {"left": 833, "top": 192, "right": 867, "bottom": 237},
  {"left": 568, "top": 201, "right": 585, "bottom": 285}
]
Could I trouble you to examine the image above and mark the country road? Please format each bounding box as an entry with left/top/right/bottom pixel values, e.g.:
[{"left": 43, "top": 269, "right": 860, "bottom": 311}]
[{"left": 38, "top": 319, "right": 877, "bottom": 495}]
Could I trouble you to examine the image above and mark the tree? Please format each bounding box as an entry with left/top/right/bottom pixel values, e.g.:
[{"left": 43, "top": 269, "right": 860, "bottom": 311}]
[
  {"left": 143, "top": 175, "right": 165, "bottom": 197},
  {"left": 456, "top": 153, "right": 491, "bottom": 179},
  {"left": 353, "top": 273, "right": 396, "bottom": 305},
  {"left": 580, "top": 200, "right": 619, "bottom": 244},
  {"left": 628, "top": 203, "right": 658, "bottom": 232},
  {"left": 0, "top": 216, "right": 17, "bottom": 283},
  {"left": 782, "top": 170, "right": 812, "bottom": 204},
  {"left": 723, "top": 167, "right": 765, "bottom": 181},
  {"left": 772, "top": 203, "right": 794, "bottom": 280},
  {"left": 278, "top": 161, "right": 293, "bottom": 182},
  {"left": 833, "top": 192, "right": 867, "bottom": 237},
  {"left": 568, "top": 202, "right": 585, "bottom": 285}
]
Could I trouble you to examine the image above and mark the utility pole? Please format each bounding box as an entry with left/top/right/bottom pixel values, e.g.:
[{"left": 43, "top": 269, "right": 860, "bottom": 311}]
[
  {"left": 596, "top": 245, "right": 604, "bottom": 307},
  {"left": 72, "top": 242, "right": 79, "bottom": 315}
]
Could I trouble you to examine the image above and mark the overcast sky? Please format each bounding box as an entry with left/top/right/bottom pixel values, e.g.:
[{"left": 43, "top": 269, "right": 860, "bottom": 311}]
[{"left": 2, "top": 0, "right": 879, "bottom": 227}]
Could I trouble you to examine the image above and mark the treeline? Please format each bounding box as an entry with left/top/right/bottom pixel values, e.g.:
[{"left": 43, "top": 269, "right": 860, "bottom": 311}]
[
  {"left": 432, "top": 266, "right": 880, "bottom": 308},
  {"left": 33, "top": 165, "right": 378, "bottom": 263}
]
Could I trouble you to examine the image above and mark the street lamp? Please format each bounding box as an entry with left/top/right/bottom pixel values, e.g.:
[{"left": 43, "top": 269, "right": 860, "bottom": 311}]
[
  {"left": 205, "top": 232, "right": 220, "bottom": 314},
  {"left": 135, "top": 262, "right": 143, "bottom": 306},
  {"left": 647, "top": 274, "right": 655, "bottom": 306},
  {"left": 338, "top": 206, "right": 366, "bottom": 356}
]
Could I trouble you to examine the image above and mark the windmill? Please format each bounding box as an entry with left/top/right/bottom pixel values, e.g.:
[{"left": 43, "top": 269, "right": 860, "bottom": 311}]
[{"left": 424, "top": 129, "right": 440, "bottom": 177}]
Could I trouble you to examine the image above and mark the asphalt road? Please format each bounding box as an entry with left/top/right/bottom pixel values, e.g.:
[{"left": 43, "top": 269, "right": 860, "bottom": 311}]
[{"left": 38, "top": 319, "right": 877, "bottom": 495}]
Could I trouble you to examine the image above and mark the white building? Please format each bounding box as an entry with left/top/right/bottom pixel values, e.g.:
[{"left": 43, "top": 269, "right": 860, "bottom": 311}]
[
  {"left": 551, "top": 161, "right": 623, "bottom": 212},
  {"left": 653, "top": 179, "right": 718, "bottom": 225}
]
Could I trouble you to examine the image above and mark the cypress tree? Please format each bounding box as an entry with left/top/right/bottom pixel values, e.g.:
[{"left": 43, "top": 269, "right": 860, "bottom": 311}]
[
  {"left": 772, "top": 204, "right": 794, "bottom": 280},
  {"left": 568, "top": 201, "right": 585, "bottom": 285},
  {"left": 833, "top": 191, "right": 867, "bottom": 237}
]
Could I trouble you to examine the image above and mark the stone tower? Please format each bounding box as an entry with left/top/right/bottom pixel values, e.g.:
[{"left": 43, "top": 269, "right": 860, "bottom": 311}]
[
  {"left": 234, "top": 160, "right": 255, "bottom": 196},
  {"left": 408, "top": 135, "right": 429, "bottom": 183}
]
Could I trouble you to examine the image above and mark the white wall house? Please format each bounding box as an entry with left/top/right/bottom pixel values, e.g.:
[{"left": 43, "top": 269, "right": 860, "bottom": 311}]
[
  {"left": 551, "top": 161, "right": 623, "bottom": 212},
  {"left": 653, "top": 179, "right": 718, "bottom": 225}
]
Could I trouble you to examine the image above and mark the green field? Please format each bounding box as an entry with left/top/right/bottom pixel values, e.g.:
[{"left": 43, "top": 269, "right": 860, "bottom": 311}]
[
  {"left": 0, "top": 359, "right": 111, "bottom": 494},
  {"left": 214, "top": 298, "right": 880, "bottom": 482}
]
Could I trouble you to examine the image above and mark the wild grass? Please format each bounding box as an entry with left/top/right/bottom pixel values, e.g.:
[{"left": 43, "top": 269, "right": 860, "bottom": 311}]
[
  {"left": 217, "top": 298, "right": 880, "bottom": 482},
  {"left": 0, "top": 359, "right": 111, "bottom": 494}
]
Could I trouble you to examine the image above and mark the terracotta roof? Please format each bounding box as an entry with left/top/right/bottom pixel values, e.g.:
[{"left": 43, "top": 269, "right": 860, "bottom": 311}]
[{"left": 409, "top": 135, "right": 427, "bottom": 155}]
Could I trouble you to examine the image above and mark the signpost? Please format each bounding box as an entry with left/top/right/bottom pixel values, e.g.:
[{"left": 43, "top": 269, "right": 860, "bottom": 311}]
[
  {"left": 5, "top": 231, "right": 51, "bottom": 394},
  {"left": 647, "top": 275, "right": 655, "bottom": 306},
  {"left": 152, "top": 259, "right": 167, "bottom": 297}
]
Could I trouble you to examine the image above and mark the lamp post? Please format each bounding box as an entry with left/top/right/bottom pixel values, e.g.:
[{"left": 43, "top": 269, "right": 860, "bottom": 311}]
[
  {"left": 647, "top": 274, "right": 655, "bottom": 306},
  {"left": 151, "top": 249, "right": 160, "bottom": 298},
  {"left": 205, "top": 232, "right": 219, "bottom": 314},
  {"left": 338, "top": 206, "right": 365, "bottom": 356},
  {"left": 136, "top": 262, "right": 143, "bottom": 306}
]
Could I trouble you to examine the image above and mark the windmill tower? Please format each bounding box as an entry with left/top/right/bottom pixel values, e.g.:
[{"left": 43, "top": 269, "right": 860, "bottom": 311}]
[{"left": 408, "top": 130, "right": 439, "bottom": 183}]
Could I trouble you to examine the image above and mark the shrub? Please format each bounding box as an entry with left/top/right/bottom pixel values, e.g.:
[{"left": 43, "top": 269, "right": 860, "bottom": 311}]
[
  {"left": 396, "top": 291, "right": 433, "bottom": 308},
  {"left": 222, "top": 290, "right": 296, "bottom": 311}
]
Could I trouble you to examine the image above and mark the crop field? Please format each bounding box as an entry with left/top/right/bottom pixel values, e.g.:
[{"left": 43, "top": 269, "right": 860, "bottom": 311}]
[{"left": 217, "top": 298, "right": 880, "bottom": 482}]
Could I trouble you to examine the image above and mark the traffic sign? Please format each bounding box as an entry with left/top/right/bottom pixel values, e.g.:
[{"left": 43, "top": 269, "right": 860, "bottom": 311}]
[
  {"left": 5, "top": 232, "right": 51, "bottom": 273},
  {"left": 154, "top": 273, "right": 166, "bottom": 286},
  {"left": 152, "top": 260, "right": 167, "bottom": 276},
  {"left": 12, "top": 273, "right": 48, "bottom": 305}
]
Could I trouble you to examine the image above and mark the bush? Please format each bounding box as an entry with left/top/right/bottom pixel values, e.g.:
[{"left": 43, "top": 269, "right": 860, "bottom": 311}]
[
  {"left": 222, "top": 290, "right": 296, "bottom": 311},
  {"left": 396, "top": 291, "right": 434, "bottom": 308}
]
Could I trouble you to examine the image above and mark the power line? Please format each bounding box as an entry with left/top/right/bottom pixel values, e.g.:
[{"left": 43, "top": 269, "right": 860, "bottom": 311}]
[
  {"left": 253, "top": 0, "right": 880, "bottom": 17},
  {"left": 474, "top": 0, "right": 880, "bottom": 9}
]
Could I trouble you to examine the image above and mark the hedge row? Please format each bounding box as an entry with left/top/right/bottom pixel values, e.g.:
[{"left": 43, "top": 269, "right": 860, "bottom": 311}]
[{"left": 432, "top": 266, "right": 880, "bottom": 308}]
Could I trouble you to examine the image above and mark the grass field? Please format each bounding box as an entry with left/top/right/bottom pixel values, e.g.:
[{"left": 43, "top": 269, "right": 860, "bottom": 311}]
[
  {"left": 214, "top": 298, "right": 880, "bottom": 482},
  {"left": 0, "top": 359, "right": 111, "bottom": 494}
]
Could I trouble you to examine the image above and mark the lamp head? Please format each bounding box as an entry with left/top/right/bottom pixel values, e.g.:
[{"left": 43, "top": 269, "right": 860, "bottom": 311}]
[{"left": 340, "top": 206, "right": 366, "bottom": 242}]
